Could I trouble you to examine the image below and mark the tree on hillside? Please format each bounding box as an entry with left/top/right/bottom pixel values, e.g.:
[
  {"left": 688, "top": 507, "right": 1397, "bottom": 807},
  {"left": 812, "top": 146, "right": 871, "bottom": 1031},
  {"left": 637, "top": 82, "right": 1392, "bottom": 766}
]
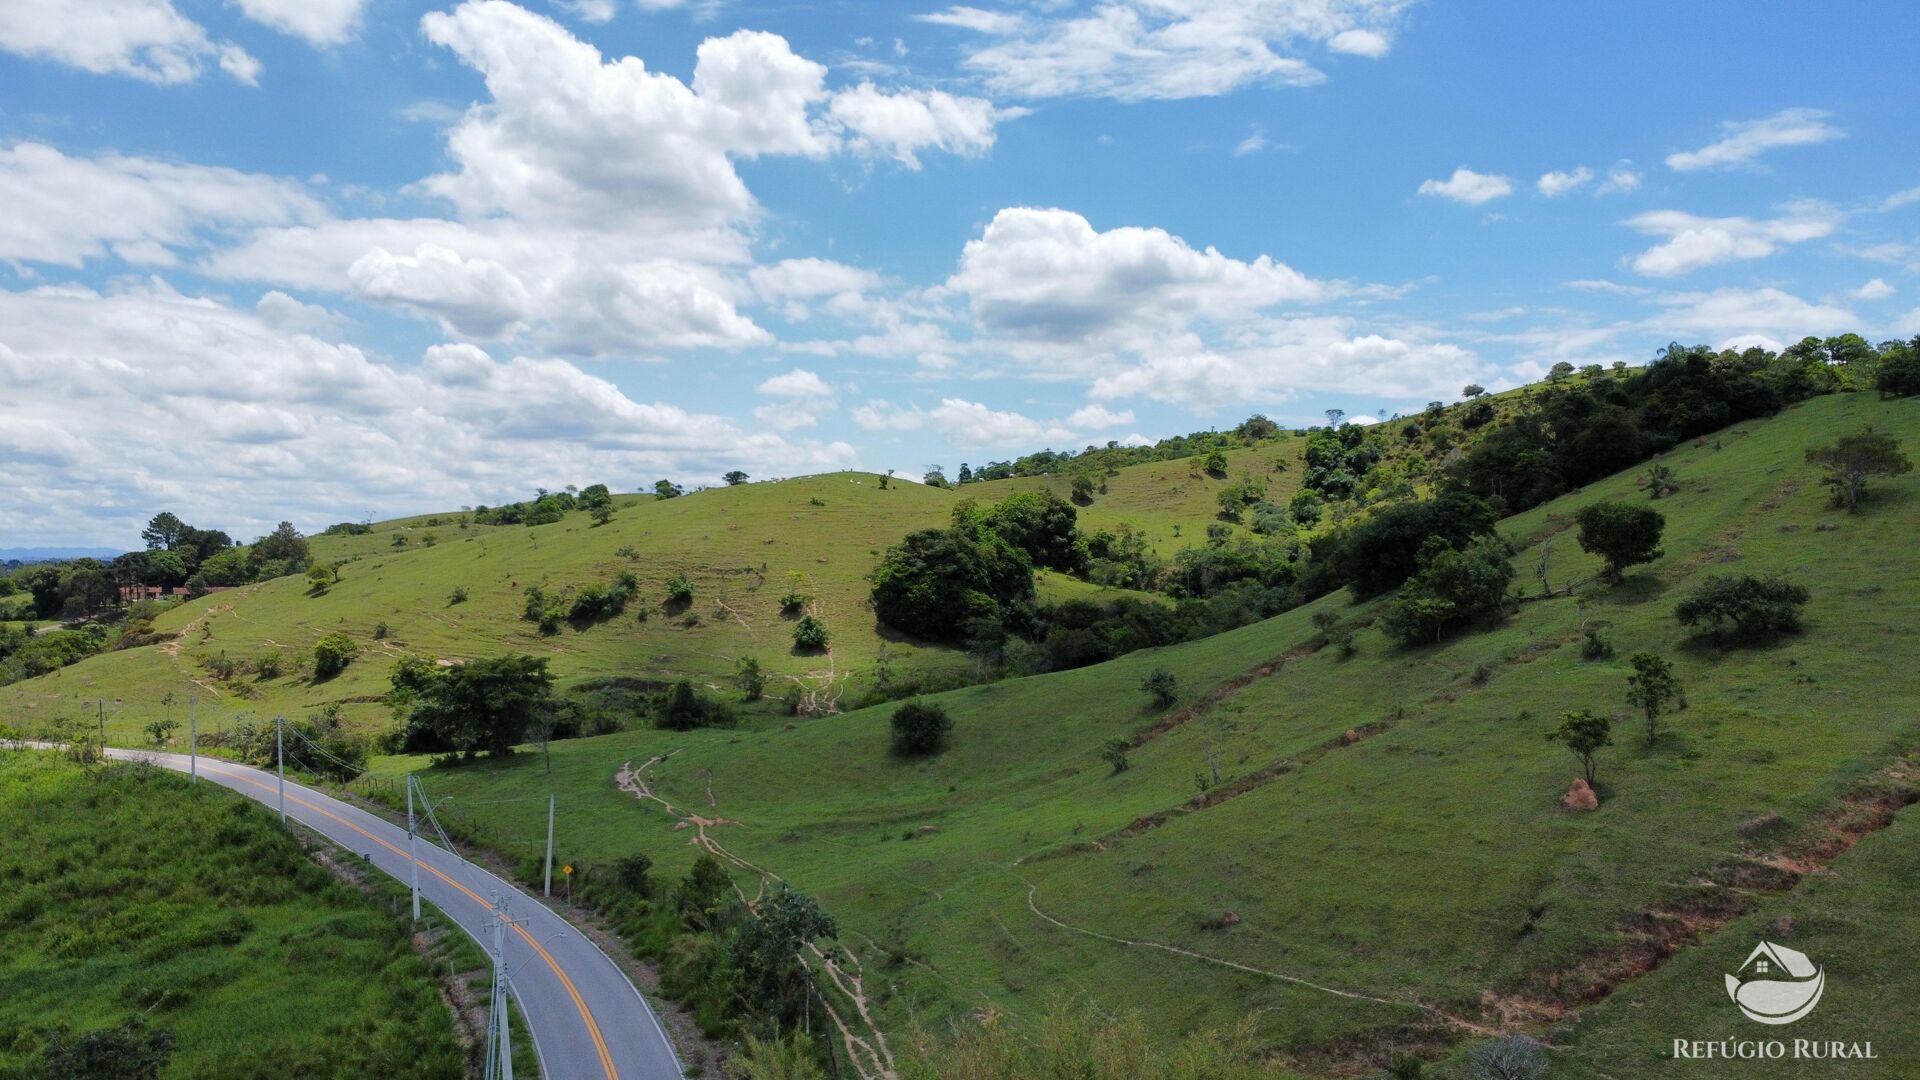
[
  {"left": 1877, "top": 338, "right": 1920, "bottom": 397},
  {"left": 1674, "top": 574, "right": 1810, "bottom": 642},
  {"left": 722, "top": 470, "right": 749, "bottom": 486},
  {"left": 1575, "top": 501, "right": 1666, "bottom": 583},
  {"left": 729, "top": 884, "right": 838, "bottom": 1025},
  {"left": 1381, "top": 536, "right": 1516, "bottom": 645},
  {"left": 1070, "top": 471, "right": 1096, "bottom": 504},
  {"left": 249, "top": 522, "right": 310, "bottom": 578},
  {"left": 578, "top": 483, "right": 613, "bottom": 510},
  {"left": 141, "top": 512, "right": 189, "bottom": 551},
  {"left": 890, "top": 699, "right": 953, "bottom": 756},
  {"left": 923, "top": 467, "right": 949, "bottom": 488},
  {"left": 1805, "top": 427, "right": 1911, "bottom": 512},
  {"left": 1548, "top": 710, "right": 1611, "bottom": 787},
  {"left": 1624, "top": 651, "right": 1681, "bottom": 747},
  {"left": 311, "top": 632, "right": 358, "bottom": 679},
  {"left": 399, "top": 654, "right": 556, "bottom": 758},
  {"left": 957, "top": 463, "right": 973, "bottom": 484},
  {"left": 653, "top": 479, "right": 683, "bottom": 499},
  {"left": 791, "top": 614, "right": 828, "bottom": 652},
  {"left": 1548, "top": 361, "right": 1575, "bottom": 382},
  {"left": 1202, "top": 448, "right": 1228, "bottom": 477},
  {"left": 1141, "top": 667, "right": 1178, "bottom": 708},
  {"left": 1462, "top": 384, "right": 1487, "bottom": 399}
]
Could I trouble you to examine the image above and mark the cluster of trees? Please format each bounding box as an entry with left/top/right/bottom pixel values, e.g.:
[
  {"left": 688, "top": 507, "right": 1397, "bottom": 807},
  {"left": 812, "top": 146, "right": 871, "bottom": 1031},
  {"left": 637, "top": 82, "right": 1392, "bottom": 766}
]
[
  {"left": 521, "top": 571, "right": 641, "bottom": 634},
  {"left": 869, "top": 492, "right": 1079, "bottom": 643},
  {"left": 471, "top": 483, "right": 613, "bottom": 526},
  {"left": 936, "top": 414, "right": 1293, "bottom": 489},
  {"left": 1439, "top": 340, "right": 1894, "bottom": 516}
]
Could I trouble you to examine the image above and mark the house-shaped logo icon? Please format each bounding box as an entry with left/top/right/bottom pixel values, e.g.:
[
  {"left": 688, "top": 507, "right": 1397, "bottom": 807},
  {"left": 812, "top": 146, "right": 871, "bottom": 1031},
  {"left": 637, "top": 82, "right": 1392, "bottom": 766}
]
[{"left": 1725, "top": 941, "right": 1825, "bottom": 1025}]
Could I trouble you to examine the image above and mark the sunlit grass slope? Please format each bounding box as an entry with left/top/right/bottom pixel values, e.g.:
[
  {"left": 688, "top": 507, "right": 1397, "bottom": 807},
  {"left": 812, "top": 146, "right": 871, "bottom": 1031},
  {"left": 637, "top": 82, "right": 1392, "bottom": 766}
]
[
  {"left": 0, "top": 751, "right": 467, "bottom": 1078},
  {"left": 11, "top": 446, "right": 1299, "bottom": 741},
  {"left": 354, "top": 394, "right": 1919, "bottom": 1075}
]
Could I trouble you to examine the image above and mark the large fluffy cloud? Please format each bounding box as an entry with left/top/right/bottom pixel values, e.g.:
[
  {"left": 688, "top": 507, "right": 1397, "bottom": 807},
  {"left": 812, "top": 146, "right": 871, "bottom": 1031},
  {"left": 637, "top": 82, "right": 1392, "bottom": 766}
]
[
  {"left": 930, "top": 0, "right": 1411, "bottom": 101},
  {"left": 946, "top": 207, "right": 1325, "bottom": 349},
  {"left": 1626, "top": 204, "right": 1838, "bottom": 277},
  {"left": 0, "top": 280, "right": 854, "bottom": 545},
  {"left": 0, "top": 142, "right": 323, "bottom": 267},
  {"left": 0, "top": 0, "right": 258, "bottom": 83}
]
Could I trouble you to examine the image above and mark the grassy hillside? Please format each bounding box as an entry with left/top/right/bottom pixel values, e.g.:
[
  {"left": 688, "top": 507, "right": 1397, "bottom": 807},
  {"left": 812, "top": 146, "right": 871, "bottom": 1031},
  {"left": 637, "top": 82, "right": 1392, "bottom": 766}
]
[
  {"left": 343, "top": 393, "right": 1920, "bottom": 1075},
  {"left": 0, "top": 751, "right": 472, "bottom": 1078},
  {"left": 6, "top": 449, "right": 1298, "bottom": 742}
]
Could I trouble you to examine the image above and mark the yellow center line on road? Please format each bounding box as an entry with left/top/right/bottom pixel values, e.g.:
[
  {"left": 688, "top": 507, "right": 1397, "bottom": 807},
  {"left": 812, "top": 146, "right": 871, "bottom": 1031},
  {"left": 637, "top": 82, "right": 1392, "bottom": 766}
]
[{"left": 197, "top": 760, "right": 621, "bottom": 1080}]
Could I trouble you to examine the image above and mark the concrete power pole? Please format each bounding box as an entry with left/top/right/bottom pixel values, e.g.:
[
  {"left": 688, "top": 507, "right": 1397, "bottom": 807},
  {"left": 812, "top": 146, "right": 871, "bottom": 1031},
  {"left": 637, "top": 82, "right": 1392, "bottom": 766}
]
[
  {"left": 275, "top": 715, "right": 286, "bottom": 821},
  {"left": 188, "top": 696, "right": 197, "bottom": 784},
  {"left": 407, "top": 775, "right": 421, "bottom": 922},
  {"left": 543, "top": 794, "right": 555, "bottom": 899},
  {"left": 484, "top": 893, "right": 515, "bottom": 1080}
]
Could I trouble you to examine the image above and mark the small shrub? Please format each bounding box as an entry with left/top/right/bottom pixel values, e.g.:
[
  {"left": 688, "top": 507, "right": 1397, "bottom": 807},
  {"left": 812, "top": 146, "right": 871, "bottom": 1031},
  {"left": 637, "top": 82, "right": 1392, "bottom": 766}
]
[
  {"left": 255, "top": 653, "right": 283, "bottom": 680},
  {"left": 1101, "top": 738, "right": 1130, "bottom": 774},
  {"left": 664, "top": 574, "right": 694, "bottom": 605},
  {"left": 447, "top": 585, "right": 468, "bottom": 605},
  {"left": 1580, "top": 628, "right": 1614, "bottom": 659},
  {"left": 1140, "top": 668, "right": 1178, "bottom": 708},
  {"left": 372, "top": 621, "right": 389, "bottom": 640},
  {"left": 890, "top": 700, "right": 953, "bottom": 756},
  {"left": 613, "top": 852, "right": 653, "bottom": 897},
  {"left": 312, "top": 633, "right": 358, "bottom": 679},
  {"left": 792, "top": 615, "right": 829, "bottom": 651},
  {"left": 734, "top": 656, "right": 764, "bottom": 702}
]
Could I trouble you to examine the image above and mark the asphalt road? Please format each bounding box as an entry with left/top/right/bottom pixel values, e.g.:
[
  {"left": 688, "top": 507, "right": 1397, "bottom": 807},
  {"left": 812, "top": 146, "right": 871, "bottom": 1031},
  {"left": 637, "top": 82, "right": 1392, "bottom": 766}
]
[{"left": 103, "top": 747, "right": 685, "bottom": 1080}]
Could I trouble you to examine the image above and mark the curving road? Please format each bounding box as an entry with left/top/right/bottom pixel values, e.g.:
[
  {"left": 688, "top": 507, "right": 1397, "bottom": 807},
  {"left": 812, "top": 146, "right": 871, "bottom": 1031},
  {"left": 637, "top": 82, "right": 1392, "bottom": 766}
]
[{"left": 104, "top": 748, "right": 685, "bottom": 1080}]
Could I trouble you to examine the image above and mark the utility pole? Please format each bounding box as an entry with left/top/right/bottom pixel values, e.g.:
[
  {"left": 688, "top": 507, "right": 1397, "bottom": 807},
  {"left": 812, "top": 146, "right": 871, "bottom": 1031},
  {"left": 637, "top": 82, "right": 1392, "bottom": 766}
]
[
  {"left": 407, "top": 775, "right": 421, "bottom": 922},
  {"left": 97, "top": 699, "right": 105, "bottom": 754},
  {"left": 275, "top": 715, "right": 286, "bottom": 821},
  {"left": 543, "top": 794, "right": 555, "bottom": 899},
  {"left": 188, "top": 695, "right": 197, "bottom": 784},
  {"left": 484, "top": 893, "right": 515, "bottom": 1080}
]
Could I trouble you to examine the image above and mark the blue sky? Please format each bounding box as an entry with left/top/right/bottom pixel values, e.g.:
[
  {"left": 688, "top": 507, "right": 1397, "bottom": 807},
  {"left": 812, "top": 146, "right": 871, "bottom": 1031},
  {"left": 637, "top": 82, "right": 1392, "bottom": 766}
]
[{"left": 3, "top": 0, "right": 1918, "bottom": 547}]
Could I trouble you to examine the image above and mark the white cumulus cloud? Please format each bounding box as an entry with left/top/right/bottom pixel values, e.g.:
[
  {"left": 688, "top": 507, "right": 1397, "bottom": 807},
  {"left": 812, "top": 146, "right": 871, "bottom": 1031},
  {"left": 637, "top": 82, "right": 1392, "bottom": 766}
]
[
  {"left": 233, "top": 0, "right": 370, "bottom": 46},
  {"left": 1626, "top": 204, "right": 1839, "bottom": 277},
  {"left": 1537, "top": 166, "right": 1594, "bottom": 197},
  {"left": 0, "top": 0, "right": 259, "bottom": 84},
  {"left": 1418, "top": 167, "right": 1513, "bottom": 205}
]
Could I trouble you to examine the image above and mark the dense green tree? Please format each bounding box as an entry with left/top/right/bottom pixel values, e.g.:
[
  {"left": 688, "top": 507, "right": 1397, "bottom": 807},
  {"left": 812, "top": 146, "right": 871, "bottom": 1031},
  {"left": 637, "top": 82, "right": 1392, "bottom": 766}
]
[
  {"left": 1549, "top": 710, "right": 1612, "bottom": 786},
  {"left": 141, "top": 512, "right": 189, "bottom": 551},
  {"left": 1381, "top": 537, "right": 1515, "bottom": 645},
  {"left": 399, "top": 654, "right": 557, "bottom": 757},
  {"left": 250, "top": 521, "right": 310, "bottom": 572},
  {"left": 311, "top": 632, "right": 358, "bottom": 679},
  {"left": 922, "top": 467, "right": 949, "bottom": 488},
  {"left": 728, "top": 884, "right": 838, "bottom": 1023},
  {"left": 870, "top": 527, "right": 1033, "bottom": 643},
  {"left": 1462, "top": 383, "right": 1487, "bottom": 398},
  {"left": 671, "top": 854, "right": 734, "bottom": 929},
  {"left": 1675, "top": 575, "right": 1810, "bottom": 642},
  {"left": 1574, "top": 501, "right": 1666, "bottom": 583},
  {"left": 1876, "top": 338, "right": 1920, "bottom": 397},
  {"left": 1202, "top": 448, "right": 1229, "bottom": 477},
  {"left": 722, "top": 470, "right": 750, "bottom": 486},
  {"left": 1805, "top": 427, "right": 1911, "bottom": 511},
  {"left": 577, "top": 483, "right": 613, "bottom": 510},
  {"left": 1625, "top": 652, "right": 1681, "bottom": 746},
  {"left": 890, "top": 699, "right": 954, "bottom": 756},
  {"left": 1070, "top": 471, "right": 1096, "bottom": 503},
  {"left": 653, "top": 479, "right": 683, "bottom": 499},
  {"left": 956, "top": 491, "right": 1084, "bottom": 572},
  {"left": 1335, "top": 492, "right": 1498, "bottom": 599}
]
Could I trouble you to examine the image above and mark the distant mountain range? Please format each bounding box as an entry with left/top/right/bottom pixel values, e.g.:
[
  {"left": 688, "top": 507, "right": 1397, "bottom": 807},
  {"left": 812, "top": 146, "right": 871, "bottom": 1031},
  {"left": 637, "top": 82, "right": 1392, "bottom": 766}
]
[{"left": 0, "top": 547, "right": 124, "bottom": 564}]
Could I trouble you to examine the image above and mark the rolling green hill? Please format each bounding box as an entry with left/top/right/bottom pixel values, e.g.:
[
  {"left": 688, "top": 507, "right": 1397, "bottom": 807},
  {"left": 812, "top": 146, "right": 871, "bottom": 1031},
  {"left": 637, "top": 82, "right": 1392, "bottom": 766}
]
[
  {"left": 331, "top": 392, "right": 1920, "bottom": 1076},
  {"left": 11, "top": 384, "right": 1918, "bottom": 1076},
  {"left": 4, "top": 450, "right": 1299, "bottom": 742}
]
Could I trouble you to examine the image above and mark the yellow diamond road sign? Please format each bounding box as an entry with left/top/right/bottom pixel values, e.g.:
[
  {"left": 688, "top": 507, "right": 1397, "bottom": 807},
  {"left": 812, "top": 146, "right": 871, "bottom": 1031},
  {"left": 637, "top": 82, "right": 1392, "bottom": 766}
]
[{"left": 562, "top": 865, "right": 573, "bottom": 875}]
